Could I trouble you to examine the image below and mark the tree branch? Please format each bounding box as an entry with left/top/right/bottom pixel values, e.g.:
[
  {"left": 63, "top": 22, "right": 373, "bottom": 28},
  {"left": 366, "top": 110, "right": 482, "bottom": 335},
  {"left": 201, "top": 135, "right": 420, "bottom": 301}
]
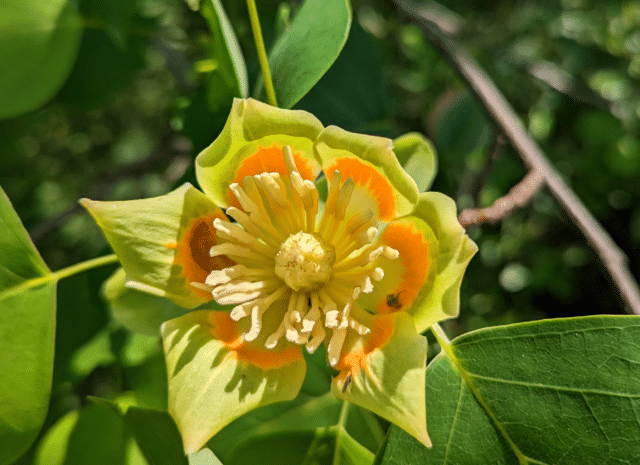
[
  {"left": 458, "top": 170, "right": 544, "bottom": 228},
  {"left": 392, "top": 0, "right": 640, "bottom": 315}
]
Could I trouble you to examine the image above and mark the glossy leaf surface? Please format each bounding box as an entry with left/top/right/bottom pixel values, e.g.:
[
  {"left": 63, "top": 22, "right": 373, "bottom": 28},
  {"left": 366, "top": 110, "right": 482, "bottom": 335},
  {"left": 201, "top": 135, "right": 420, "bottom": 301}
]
[
  {"left": 0, "top": 188, "right": 56, "bottom": 465},
  {"left": 0, "top": 0, "right": 82, "bottom": 118},
  {"left": 377, "top": 316, "right": 640, "bottom": 464},
  {"left": 267, "top": 0, "right": 351, "bottom": 109}
]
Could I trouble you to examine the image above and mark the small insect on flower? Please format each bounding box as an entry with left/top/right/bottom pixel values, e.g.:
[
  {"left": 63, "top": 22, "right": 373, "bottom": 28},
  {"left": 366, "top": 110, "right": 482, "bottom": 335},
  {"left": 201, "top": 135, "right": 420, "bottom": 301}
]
[
  {"left": 342, "top": 372, "right": 353, "bottom": 393},
  {"left": 386, "top": 290, "right": 404, "bottom": 309}
]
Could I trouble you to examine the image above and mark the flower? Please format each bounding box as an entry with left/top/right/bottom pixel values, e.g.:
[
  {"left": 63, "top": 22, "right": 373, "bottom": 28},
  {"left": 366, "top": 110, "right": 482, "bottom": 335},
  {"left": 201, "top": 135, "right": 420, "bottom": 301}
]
[{"left": 81, "top": 98, "right": 477, "bottom": 453}]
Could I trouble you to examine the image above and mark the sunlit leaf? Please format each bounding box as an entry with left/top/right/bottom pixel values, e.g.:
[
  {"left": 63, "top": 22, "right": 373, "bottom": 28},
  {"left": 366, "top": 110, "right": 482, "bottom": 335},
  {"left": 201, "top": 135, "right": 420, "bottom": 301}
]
[
  {"left": 0, "top": 187, "right": 56, "bottom": 465},
  {"left": 295, "top": 21, "right": 388, "bottom": 134},
  {"left": 377, "top": 316, "right": 640, "bottom": 464},
  {"left": 33, "top": 403, "right": 142, "bottom": 465},
  {"left": 0, "top": 0, "right": 82, "bottom": 118},
  {"left": 267, "top": 0, "right": 351, "bottom": 109},
  {"left": 93, "top": 399, "right": 190, "bottom": 465},
  {"left": 200, "top": 0, "right": 249, "bottom": 111}
]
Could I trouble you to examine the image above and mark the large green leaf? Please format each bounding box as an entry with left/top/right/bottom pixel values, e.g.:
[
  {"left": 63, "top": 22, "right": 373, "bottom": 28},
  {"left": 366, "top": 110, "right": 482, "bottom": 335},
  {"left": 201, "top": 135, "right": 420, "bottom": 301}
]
[
  {"left": 377, "top": 316, "right": 640, "bottom": 464},
  {"left": 210, "top": 394, "right": 374, "bottom": 465},
  {"left": 0, "top": 187, "right": 56, "bottom": 465},
  {"left": 0, "top": 0, "right": 82, "bottom": 119},
  {"left": 93, "top": 399, "right": 190, "bottom": 465},
  {"left": 34, "top": 403, "right": 139, "bottom": 465},
  {"left": 199, "top": 0, "right": 249, "bottom": 111},
  {"left": 294, "top": 21, "right": 388, "bottom": 133},
  {"left": 267, "top": 0, "right": 351, "bottom": 109}
]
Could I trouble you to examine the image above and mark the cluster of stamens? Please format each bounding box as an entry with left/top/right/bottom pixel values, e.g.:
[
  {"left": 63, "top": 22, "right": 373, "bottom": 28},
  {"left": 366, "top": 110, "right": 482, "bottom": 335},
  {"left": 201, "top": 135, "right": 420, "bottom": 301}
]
[{"left": 197, "top": 146, "right": 398, "bottom": 366}]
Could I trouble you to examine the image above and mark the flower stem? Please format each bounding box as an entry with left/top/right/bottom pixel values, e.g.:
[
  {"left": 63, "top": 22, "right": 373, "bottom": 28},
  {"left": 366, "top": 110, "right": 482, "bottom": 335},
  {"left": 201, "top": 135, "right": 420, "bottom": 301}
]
[
  {"left": 246, "top": 0, "right": 278, "bottom": 107},
  {"left": 1, "top": 254, "right": 119, "bottom": 299}
]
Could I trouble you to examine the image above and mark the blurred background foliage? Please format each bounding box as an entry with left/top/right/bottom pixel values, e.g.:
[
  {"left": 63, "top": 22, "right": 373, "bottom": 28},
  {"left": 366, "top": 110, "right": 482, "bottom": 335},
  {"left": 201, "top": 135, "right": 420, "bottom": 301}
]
[{"left": 1, "top": 0, "right": 639, "bottom": 461}]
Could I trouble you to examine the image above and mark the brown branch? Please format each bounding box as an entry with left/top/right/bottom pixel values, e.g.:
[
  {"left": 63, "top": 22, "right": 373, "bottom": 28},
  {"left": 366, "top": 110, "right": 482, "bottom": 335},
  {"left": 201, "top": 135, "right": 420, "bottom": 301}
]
[
  {"left": 458, "top": 169, "right": 544, "bottom": 228},
  {"left": 392, "top": 0, "right": 640, "bottom": 315}
]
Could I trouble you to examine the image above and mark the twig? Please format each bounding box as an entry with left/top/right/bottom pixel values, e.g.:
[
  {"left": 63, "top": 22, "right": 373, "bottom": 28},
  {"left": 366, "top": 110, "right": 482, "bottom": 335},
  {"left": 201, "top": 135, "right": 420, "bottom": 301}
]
[
  {"left": 392, "top": 0, "right": 640, "bottom": 315},
  {"left": 458, "top": 169, "right": 543, "bottom": 228}
]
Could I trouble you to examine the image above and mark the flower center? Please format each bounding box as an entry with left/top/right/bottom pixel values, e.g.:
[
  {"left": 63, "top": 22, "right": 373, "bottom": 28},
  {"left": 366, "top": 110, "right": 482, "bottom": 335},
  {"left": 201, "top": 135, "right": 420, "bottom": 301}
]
[
  {"left": 275, "top": 232, "right": 335, "bottom": 292},
  {"left": 201, "top": 145, "right": 398, "bottom": 366}
]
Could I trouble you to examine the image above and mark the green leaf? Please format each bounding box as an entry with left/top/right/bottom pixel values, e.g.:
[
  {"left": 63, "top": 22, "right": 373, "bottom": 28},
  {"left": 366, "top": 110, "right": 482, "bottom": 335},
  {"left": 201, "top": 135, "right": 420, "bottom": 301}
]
[
  {"left": 93, "top": 399, "right": 191, "bottom": 465},
  {"left": 378, "top": 316, "right": 640, "bottom": 464},
  {"left": 0, "top": 187, "right": 56, "bottom": 465},
  {"left": 57, "top": 0, "right": 145, "bottom": 109},
  {"left": 267, "top": 0, "right": 351, "bottom": 109},
  {"left": 225, "top": 428, "right": 374, "bottom": 465},
  {"left": 213, "top": 395, "right": 374, "bottom": 465},
  {"left": 393, "top": 133, "right": 438, "bottom": 192},
  {"left": 0, "top": 0, "right": 82, "bottom": 119},
  {"left": 433, "top": 90, "right": 493, "bottom": 159},
  {"left": 295, "top": 21, "right": 388, "bottom": 134},
  {"left": 34, "top": 403, "right": 144, "bottom": 465},
  {"left": 200, "top": 0, "right": 249, "bottom": 111}
]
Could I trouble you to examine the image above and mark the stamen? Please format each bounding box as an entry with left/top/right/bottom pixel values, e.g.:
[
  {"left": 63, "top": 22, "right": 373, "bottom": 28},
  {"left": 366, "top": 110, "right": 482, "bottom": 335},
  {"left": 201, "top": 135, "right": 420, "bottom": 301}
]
[
  {"left": 210, "top": 242, "right": 272, "bottom": 264},
  {"left": 334, "top": 177, "right": 355, "bottom": 221},
  {"left": 226, "top": 206, "right": 285, "bottom": 246},
  {"left": 193, "top": 146, "right": 403, "bottom": 368},
  {"left": 282, "top": 145, "right": 298, "bottom": 175},
  {"left": 327, "top": 327, "right": 347, "bottom": 366},
  {"left": 213, "top": 218, "right": 275, "bottom": 257}
]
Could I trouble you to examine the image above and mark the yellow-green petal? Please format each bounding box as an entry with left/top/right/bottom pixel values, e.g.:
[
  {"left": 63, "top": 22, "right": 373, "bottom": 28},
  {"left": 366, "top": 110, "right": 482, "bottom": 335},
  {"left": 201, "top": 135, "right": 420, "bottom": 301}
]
[
  {"left": 161, "top": 310, "right": 306, "bottom": 453},
  {"left": 81, "top": 183, "right": 231, "bottom": 309},
  {"left": 314, "top": 126, "right": 419, "bottom": 219},
  {"left": 358, "top": 192, "right": 476, "bottom": 333},
  {"left": 393, "top": 132, "right": 437, "bottom": 192},
  {"left": 331, "top": 311, "right": 430, "bottom": 448},
  {"left": 196, "top": 98, "right": 323, "bottom": 208}
]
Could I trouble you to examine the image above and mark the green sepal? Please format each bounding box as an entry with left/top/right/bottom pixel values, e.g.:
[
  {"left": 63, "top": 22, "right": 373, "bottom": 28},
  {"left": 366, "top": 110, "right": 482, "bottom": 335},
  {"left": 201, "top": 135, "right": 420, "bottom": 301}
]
[
  {"left": 314, "top": 126, "right": 419, "bottom": 217},
  {"left": 81, "top": 183, "right": 223, "bottom": 309},
  {"left": 393, "top": 132, "right": 438, "bottom": 192},
  {"left": 102, "top": 268, "right": 189, "bottom": 336},
  {"left": 331, "top": 312, "right": 430, "bottom": 448},
  {"left": 161, "top": 310, "right": 307, "bottom": 453},
  {"left": 196, "top": 98, "right": 323, "bottom": 207}
]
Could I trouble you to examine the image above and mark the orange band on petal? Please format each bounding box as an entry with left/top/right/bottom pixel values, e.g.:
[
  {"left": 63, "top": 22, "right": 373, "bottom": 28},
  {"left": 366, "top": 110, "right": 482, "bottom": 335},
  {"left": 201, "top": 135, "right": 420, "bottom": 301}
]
[
  {"left": 325, "top": 158, "right": 395, "bottom": 220},
  {"left": 227, "top": 143, "right": 317, "bottom": 208},
  {"left": 376, "top": 222, "right": 430, "bottom": 314},
  {"left": 176, "top": 213, "right": 235, "bottom": 300},
  {"left": 208, "top": 312, "right": 303, "bottom": 370},
  {"left": 335, "top": 314, "right": 395, "bottom": 381}
]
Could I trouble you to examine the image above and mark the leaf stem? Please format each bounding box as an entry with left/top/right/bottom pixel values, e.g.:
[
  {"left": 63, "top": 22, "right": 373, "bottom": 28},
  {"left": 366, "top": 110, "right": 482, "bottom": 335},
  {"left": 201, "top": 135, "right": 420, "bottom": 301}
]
[
  {"left": 246, "top": 0, "right": 278, "bottom": 107},
  {"left": 0, "top": 254, "right": 119, "bottom": 300},
  {"left": 429, "top": 322, "right": 451, "bottom": 349}
]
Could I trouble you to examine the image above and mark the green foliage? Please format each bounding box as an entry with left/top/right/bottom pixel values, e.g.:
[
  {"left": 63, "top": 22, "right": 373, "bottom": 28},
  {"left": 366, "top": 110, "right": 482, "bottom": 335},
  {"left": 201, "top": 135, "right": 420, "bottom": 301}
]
[
  {"left": 0, "top": 0, "right": 82, "bottom": 119},
  {"left": 0, "top": 188, "right": 56, "bottom": 465},
  {"left": 378, "top": 316, "right": 640, "bottom": 464},
  {"left": 265, "top": 0, "right": 352, "bottom": 109},
  {"left": 1, "top": 0, "right": 640, "bottom": 463}
]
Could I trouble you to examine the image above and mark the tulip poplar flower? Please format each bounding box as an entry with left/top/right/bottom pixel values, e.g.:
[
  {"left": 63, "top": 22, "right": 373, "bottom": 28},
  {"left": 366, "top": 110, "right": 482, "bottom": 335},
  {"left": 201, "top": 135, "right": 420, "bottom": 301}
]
[{"left": 82, "top": 98, "right": 477, "bottom": 453}]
